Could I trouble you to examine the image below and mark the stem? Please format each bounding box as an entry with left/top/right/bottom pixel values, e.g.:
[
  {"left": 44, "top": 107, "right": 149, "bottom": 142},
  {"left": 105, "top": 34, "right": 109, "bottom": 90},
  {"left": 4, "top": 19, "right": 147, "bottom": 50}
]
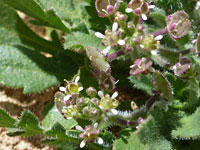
[
  {"left": 152, "top": 28, "right": 168, "bottom": 37},
  {"left": 145, "top": 91, "right": 160, "bottom": 112},
  {"left": 139, "top": 16, "right": 143, "bottom": 24},
  {"left": 117, "top": 119, "right": 138, "bottom": 126},
  {"left": 106, "top": 49, "right": 131, "bottom": 61}
]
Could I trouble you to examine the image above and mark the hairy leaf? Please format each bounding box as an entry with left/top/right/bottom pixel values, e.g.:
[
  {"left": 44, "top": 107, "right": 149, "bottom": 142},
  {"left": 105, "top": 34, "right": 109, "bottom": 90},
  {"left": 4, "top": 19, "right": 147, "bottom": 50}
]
[
  {"left": 113, "top": 117, "right": 172, "bottom": 150},
  {"left": 0, "top": 108, "right": 17, "bottom": 128},
  {"left": 153, "top": 71, "right": 173, "bottom": 100},
  {"left": 2, "top": 0, "right": 70, "bottom": 32},
  {"left": 15, "top": 111, "right": 43, "bottom": 136},
  {"left": 42, "top": 105, "right": 77, "bottom": 130},
  {"left": 64, "top": 32, "right": 105, "bottom": 50},
  {"left": 0, "top": 2, "right": 78, "bottom": 93},
  {"left": 129, "top": 74, "right": 155, "bottom": 95},
  {"left": 172, "top": 107, "right": 200, "bottom": 140}
]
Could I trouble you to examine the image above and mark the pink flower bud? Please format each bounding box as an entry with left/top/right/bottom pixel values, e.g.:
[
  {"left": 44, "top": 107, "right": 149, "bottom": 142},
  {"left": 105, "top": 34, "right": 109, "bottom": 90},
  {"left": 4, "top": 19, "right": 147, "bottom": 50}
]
[{"left": 107, "top": 5, "right": 114, "bottom": 15}]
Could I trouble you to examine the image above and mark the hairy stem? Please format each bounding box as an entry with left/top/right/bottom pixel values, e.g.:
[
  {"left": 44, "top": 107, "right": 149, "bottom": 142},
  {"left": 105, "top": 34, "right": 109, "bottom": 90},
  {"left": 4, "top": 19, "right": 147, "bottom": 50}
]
[
  {"left": 106, "top": 49, "right": 131, "bottom": 61},
  {"left": 152, "top": 28, "right": 168, "bottom": 37}
]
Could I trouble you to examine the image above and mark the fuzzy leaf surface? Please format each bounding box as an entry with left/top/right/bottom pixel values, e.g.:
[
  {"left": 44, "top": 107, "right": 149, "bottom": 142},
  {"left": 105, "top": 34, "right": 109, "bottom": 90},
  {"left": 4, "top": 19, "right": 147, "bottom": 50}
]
[
  {"left": 0, "top": 108, "right": 17, "bottom": 128},
  {"left": 14, "top": 111, "right": 43, "bottom": 136},
  {"left": 172, "top": 107, "right": 200, "bottom": 140},
  {"left": 64, "top": 32, "right": 105, "bottom": 50},
  {"left": 2, "top": 0, "right": 70, "bottom": 32},
  {"left": 0, "top": 2, "right": 78, "bottom": 93},
  {"left": 42, "top": 105, "right": 78, "bottom": 130},
  {"left": 129, "top": 74, "right": 155, "bottom": 95},
  {"left": 113, "top": 117, "right": 172, "bottom": 150}
]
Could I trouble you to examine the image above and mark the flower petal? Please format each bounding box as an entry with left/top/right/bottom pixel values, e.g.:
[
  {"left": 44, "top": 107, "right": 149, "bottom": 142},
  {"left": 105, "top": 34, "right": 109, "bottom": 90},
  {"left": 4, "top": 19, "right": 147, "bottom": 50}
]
[
  {"left": 112, "top": 22, "right": 118, "bottom": 32},
  {"left": 154, "top": 35, "right": 163, "bottom": 41},
  {"left": 118, "top": 40, "right": 125, "bottom": 46},
  {"left": 111, "top": 109, "right": 118, "bottom": 115},
  {"left": 142, "top": 14, "right": 147, "bottom": 20},
  {"left": 98, "top": 91, "right": 104, "bottom": 98},
  {"left": 76, "top": 125, "right": 84, "bottom": 131},
  {"left": 98, "top": 137, "right": 104, "bottom": 145},
  {"left": 95, "top": 32, "right": 105, "bottom": 39},
  {"left": 59, "top": 86, "right": 66, "bottom": 92},
  {"left": 80, "top": 140, "right": 86, "bottom": 148},
  {"left": 111, "top": 91, "right": 118, "bottom": 99},
  {"left": 64, "top": 95, "right": 71, "bottom": 101},
  {"left": 125, "top": 8, "right": 133, "bottom": 13}
]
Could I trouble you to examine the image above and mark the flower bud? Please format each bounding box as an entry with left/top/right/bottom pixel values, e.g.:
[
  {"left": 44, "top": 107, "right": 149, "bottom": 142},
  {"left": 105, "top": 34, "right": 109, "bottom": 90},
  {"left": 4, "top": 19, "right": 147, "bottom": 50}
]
[
  {"left": 91, "top": 98, "right": 100, "bottom": 106},
  {"left": 86, "top": 87, "right": 97, "bottom": 97},
  {"left": 96, "top": 0, "right": 121, "bottom": 18},
  {"left": 167, "top": 11, "right": 191, "bottom": 40},
  {"left": 140, "top": 34, "right": 160, "bottom": 51},
  {"left": 99, "top": 72, "right": 116, "bottom": 92},
  {"left": 171, "top": 58, "right": 191, "bottom": 76},
  {"left": 130, "top": 57, "right": 153, "bottom": 76},
  {"left": 76, "top": 97, "right": 84, "bottom": 108},
  {"left": 83, "top": 106, "right": 90, "bottom": 116}
]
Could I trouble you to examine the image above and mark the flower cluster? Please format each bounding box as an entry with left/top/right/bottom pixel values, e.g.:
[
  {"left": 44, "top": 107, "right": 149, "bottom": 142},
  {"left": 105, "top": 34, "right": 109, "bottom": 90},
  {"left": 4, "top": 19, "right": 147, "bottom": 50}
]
[{"left": 55, "top": 74, "right": 120, "bottom": 147}]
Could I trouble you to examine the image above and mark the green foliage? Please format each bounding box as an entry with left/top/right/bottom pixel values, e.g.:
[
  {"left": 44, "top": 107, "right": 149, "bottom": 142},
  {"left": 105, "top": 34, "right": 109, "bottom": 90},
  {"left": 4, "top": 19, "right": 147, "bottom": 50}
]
[
  {"left": 64, "top": 31, "right": 105, "bottom": 50},
  {"left": 129, "top": 74, "right": 155, "bottom": 95},
  {"left": 0, "top": 0, "right": 200, "bottom": 149},
  {"left": 0, "top": 1, "right": 79, "bottom": 93},
  {"left": 113, "top": 117, "right": 172, "bottom": 150},
  {"left": 2, "top": 0, "right": 70, "bottom": 33},
  {"left": 0, "top": 108, "right": 17, "bottom": 128},
  {"left": 172, "top": 107, "right": 200, "bottom": 140},
  {"left": 42, "top": 103, "right": 78, "bottom": 130},
  {"left": 153, "top": 71, "right": 173, "bottom": 100}
]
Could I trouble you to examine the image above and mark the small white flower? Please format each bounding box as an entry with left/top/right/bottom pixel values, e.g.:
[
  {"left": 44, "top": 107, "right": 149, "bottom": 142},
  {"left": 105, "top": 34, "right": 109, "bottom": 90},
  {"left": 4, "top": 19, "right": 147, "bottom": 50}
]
[
  {"left": 111, "top": 109, "right": 118, "bottom": 115},
  {"left": 154, "top": 35, "right": 163, "bottom": 41},
  {"left": 125, "top": 8, "right": 133, "bottom": 13},
  {"left": 98, "top": 91, "right": 104, "bottom": 98},
  {"left": 94, "top": 123, "right": 98, "bottom": 129},
  {"left": 80, "top": 139, "right": 86, "bottom": 148},
  {"left": 76, "top": 125, "right": 84, "bottom": 132},
  {"left": 118, "top": 40, "right": 125, "bottom": 46},
  {"left": 151, "top": 50, "right": 158, "bottom": 56},
  {"left": 95, "top": 32, "right": 105, "bottom": 39},
  {"left": 59, "top": 86, "right": 66, "bottom": 92},
  {"left": 102, "top": 46, "right": 111, "bottom": 55},
  {"left": 148, "top": 5, "right": 155, "bottom": 9},
  {"left": 75, "top": 76, "right": 80, "bottom": 83},
  {"left": 64, "top": 95, "right": 71, "bottom": 101},
  {"left": 78, "top": 87, "right": 84, "bottom": 92},
  {"left": 97, "top": 137, "right": 104, "bottom": 145},
  {"left": 142, "top": 14, "right": 147, "bottom": 20},
  {"left": 112, "top": 22, "right": 118, "bottom": 32},
  {"left": 140, "top": 44, "right": 145, "bottom": 48},
  {"left": 111, "top": 91, "right": 118, "bottom": 99}
]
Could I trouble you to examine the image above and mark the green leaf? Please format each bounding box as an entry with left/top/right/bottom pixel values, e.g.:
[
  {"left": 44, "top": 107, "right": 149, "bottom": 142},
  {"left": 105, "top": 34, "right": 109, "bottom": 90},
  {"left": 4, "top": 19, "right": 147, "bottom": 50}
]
[
  {"left": 0, "top": 108, "right": 17, "bottom": 128},
  {"left": 64, "top": 31, "right": 105, "bottom": 50},
  {"left": 86, "top": 47, "right": 111, "bottom": 73},
  {"left": 42, "top": 105, "right": 78, "bottom": 130},
  {"left": 113, "top": 117, "right": 172, "bottom": 150},
  {"left": 37, "top": 0, "right": 88, "bottom": 21},
  {"left": 15, "top": 110, "right": 43, "bottom": 136},
  {"left": 79, "top": 67, "right": 99, "bottom": 90},
  {"left": 153, "top": 71, "right": 173, "bottom": 101},
  {"left": 0, "top": 1, "right": 79, "bottom": 93},
  {"left": 2, "top": 0, "right": 70, "bottom": 33},
  {"left": 0, "top": 46, "right": 78, "bottom": 93},
  {"left": 172, "top": 107, "right": 200, "bottom": 140},
  {"left": 149, "top": 8, "right": 166, "bottom": 27},
  {"left": 129, "top": 74, "right": 155, "bottom": 95}
]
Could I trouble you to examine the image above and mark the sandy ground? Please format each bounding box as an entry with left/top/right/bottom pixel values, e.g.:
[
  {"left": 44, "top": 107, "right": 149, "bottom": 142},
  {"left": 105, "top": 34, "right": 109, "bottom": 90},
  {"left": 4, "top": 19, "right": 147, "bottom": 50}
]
[{"left": 0, "top": 86, "right": 56, "bottom": 150}]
